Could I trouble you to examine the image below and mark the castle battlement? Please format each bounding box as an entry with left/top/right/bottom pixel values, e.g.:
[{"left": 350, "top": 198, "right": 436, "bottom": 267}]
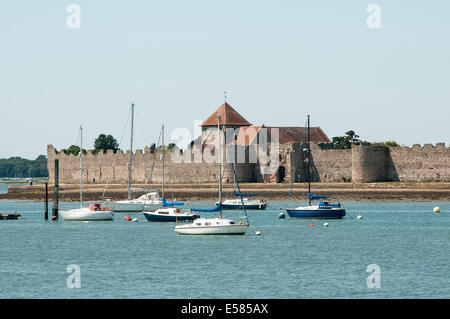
[{"left": 47, "top": 140, "right": 450, "bottom": 184}]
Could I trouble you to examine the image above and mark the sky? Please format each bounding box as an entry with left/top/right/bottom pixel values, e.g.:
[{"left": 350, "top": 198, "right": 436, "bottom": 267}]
[{"left": 0, "top": 0, "right": 449, "bottom": 159}]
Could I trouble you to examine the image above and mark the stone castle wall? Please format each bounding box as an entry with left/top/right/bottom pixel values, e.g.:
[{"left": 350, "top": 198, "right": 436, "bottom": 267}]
[
  {"left": 47, "top": 142, "right": 450, "bottom": 184},
  {"left": 47, "top": 144, "right": 255, "bottom": 185},
  {"left": 389, "top": 143, "right": 450, "bottom": 182}
]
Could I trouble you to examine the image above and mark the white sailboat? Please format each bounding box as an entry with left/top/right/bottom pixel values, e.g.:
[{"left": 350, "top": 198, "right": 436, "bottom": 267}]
[
  {"left": 104, "top": 103, "right": 163, "bottom": 212},
  {"left": 108, "top": 189, "right": 162, "bottom": 212},
  {"left": 59, "top": 127, "right": 114, "bottom": 221},
  {"left": 174, "top": 115, "right": 249, "bottom": 235}
]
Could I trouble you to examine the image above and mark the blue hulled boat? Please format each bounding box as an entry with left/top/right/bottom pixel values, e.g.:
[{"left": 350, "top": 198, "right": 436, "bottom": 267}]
[
  {"left": 142, "top": 197, "right": 199, "bottom": 222},
  {"left": 285, "top": 194, "right": 346, "bottom": 219},
  {"left": 285, "top": 115, "right": 345, "bottom": 220},
  {"left": 142, "top": 125, "right": 200, "bottom": 223}
]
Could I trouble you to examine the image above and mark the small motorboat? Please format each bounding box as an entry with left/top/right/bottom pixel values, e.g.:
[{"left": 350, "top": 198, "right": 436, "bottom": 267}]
[{"left": 0, "top": 212, "right": 20, "bottom": 220}]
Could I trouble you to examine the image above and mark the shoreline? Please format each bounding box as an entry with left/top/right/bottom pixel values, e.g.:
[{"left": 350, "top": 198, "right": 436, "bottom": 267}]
[{"left": 1, "top": 182, "right": 449, "bottom": 202}]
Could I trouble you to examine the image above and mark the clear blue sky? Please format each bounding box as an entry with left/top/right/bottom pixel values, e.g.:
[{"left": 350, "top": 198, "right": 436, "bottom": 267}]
[{"left": 1, "top": 0, "right": 449, "bottom": 159}]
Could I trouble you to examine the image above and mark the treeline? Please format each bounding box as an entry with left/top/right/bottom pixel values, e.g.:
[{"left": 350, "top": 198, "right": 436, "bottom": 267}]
[{"left": 0, "top": 155, "right": 48, "bottom": 177}]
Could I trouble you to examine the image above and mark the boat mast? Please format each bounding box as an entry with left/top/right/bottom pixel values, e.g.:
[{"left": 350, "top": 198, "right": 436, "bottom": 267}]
[
  {"left": 161, "top": 125, "right": 165, "bottom": 199},
  {"left": 79, "top": 126, "right": 83, "bottom": 208},
  {"left": 307, "top": 114, "right": 311, "bottom": 206},
  {"left": 217, "top": 114, "right": 222, "bottom": 219},
  {"left": 128, "top": 103, "right": 135, "bottom": 200}
]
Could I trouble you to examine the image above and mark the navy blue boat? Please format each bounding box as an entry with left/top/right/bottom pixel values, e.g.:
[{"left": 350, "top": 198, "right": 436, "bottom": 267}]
[
  {"left": 142, "top": 197, "right": 199, "bottom": 222},
  {"left": 285, "top": 200, "right": 346, "bottom": 219},
  {"left": 285, "top": 115, "right": 345, "bottom": 220},
  {"left": 143, "top": 207, "right": 200, "bottom": 222}
]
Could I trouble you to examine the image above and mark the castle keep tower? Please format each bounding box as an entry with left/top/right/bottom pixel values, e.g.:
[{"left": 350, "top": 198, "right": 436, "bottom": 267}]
[{"left": 201, "top": 102, "right": 254, "bottom": 182}]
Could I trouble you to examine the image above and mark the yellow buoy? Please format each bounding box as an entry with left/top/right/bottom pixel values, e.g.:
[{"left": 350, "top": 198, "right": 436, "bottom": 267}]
[{"left": 433, "top": 207, "right": 440, "bottom": 213}]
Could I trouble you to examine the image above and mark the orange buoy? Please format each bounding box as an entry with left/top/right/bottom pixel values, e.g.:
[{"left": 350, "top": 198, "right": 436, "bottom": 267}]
[
  {"left": 51, "top": 216, "right": 57, "bottom": 221},
  {"left": 125, "top": 216, "right": 131, "bottom": 221},
  {"left": 310, "top": 224, "right": 314, "bottom": 227}
]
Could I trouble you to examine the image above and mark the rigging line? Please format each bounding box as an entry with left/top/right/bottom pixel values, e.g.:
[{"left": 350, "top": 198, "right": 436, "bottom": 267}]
[
  {"left": 101, "top": 106, "right": 132, "bottom": 201},
  {"left": 75, "top": 129, "right": 80, "bottom": 150},
  {"left": 226, "top": 145, "right": 249, "bottom": 225},
  {"left": 147, "top": 129, "right": 162, "bottom": 186},
  {"left": 142, "top": 128, "right": 162, "bottom": 208},
  {"left": 288, "top": 118, "right": 309, "bottom": 201}
]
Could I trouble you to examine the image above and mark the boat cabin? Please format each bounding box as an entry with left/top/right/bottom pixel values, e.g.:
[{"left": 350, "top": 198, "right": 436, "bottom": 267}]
[
  {"left": 89, "top": 203, "right": 110, "bottom": 212},
  {"left": 192, "top": 218, "right": 241, "bottom": 227},
  {"left": 155, "top": 207, "right": 182, "bottom": 215}
]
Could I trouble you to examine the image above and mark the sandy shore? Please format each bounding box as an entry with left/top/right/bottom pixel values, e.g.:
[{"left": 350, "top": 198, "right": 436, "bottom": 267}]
[{"left": 1, "top": 182, "right": 449, "bottom": 202}]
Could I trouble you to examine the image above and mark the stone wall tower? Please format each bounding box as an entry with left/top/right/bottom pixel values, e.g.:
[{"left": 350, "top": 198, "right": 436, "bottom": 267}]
[{"left": 201, "top": 102, "right": 254, "bottom": 183}]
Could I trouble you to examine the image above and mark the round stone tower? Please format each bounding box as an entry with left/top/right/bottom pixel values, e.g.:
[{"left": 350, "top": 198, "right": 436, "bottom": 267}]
[{"left": 352, "top": 145, "right": 390, "bottom": 183}]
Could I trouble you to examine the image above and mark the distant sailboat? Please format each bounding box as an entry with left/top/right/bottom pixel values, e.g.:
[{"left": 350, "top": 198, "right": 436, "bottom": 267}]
[
  {"left": 143, "top": 125, "right": 200, "bottom": 222},
  {"left": 104, "top": 103, "right": 163, "bottom": 212},
  {"left": 59, "top": 126, "right": 114, "bottom": 221},
  {"left": 174, "top": 115, "right": 249, "bottom": 235},
  {"left": 218, "top": 173, "right": 267, "bottom": 210},
  {"left": 285, "top": 115, "right": 346, "bottom": 219}
]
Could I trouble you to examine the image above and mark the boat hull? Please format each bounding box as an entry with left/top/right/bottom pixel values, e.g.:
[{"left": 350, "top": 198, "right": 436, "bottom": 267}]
[
  {"left": 59, "top": 208, "right": 114, "bottom": 221},
  {"left": 285, "top": 207, "right": 346, "bottom": 219},
  {"left": 220, "top": 203, "right": 267, "bottom": 210},
  {"left": 174, "top": 224, "right": 248, "bottom": 235},
  {"left": 142, "top": 212, "right": 199, "bottom": 222},
  {"left": 0, "top": 213, "right": 20, "bottom": 220},
  {"left": 103, "top": 202, "right": 161, "bottom": 212},
  {"left": 217, "top": 200, "right": 267, "bottom": 210}
]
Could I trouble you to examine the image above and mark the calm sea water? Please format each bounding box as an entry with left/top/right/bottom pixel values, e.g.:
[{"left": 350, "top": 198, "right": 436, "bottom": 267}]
[{"left": 0, "top": 194, "right": 449, "bottom": 298}]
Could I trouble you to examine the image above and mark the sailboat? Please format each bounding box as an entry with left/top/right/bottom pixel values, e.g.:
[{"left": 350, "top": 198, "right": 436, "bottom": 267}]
[
  {"left": 59, "top": 127, "right": 114, "bottom": 221},
  {"left": 285, "top": 115, "right": 346, "bottom": 219},
  {"left": 174, "top": 115, "right": 249, "bottom": 235},
  {"left": 104, "top": 103, "right": 163, "bottom": 212},
  {"left": 142, "top": 125, "right": 200, "bottom": 222},
  {"left": 218, "top": 175, "right": 267, "bottom": 210}
]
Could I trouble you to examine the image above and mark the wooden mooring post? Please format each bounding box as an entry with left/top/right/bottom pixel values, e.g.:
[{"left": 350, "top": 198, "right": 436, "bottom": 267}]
[
  {"left": 52, "top": 159, "right": 59, "bottom": 220},
  {"left": 44, "top": 182, "right": 48, "bottom": 220}
]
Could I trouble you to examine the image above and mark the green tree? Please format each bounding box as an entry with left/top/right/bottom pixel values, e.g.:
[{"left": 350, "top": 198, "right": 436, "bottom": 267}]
[
  {"left": 62, "top": 145, "right": 86, "bottom": 155},
  {"left": 0, "top": 155, "right": 48, "bottom": 177},
  {"left": 166, "top": 143, "right": 176, "bottom": 150},
  {"left": 332, "top": 130, "right": 370, "bottom": 149},
  {"left": 375, "top": 141, "right": 400, "bottom": 147},
  {"left": 93, "top": 134, "right": 119, "bottom": 154}
]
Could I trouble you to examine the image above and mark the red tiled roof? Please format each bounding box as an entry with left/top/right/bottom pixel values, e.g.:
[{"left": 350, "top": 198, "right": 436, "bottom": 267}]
[
  {"left": 229, "top": 126, "right": 330, "bottom": 147},
  {"left": 202, "top": 102, "right": 252, "bottom": 127},
  {"left": 267, "top": 127, "right": 331, "bottom": 144}
]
